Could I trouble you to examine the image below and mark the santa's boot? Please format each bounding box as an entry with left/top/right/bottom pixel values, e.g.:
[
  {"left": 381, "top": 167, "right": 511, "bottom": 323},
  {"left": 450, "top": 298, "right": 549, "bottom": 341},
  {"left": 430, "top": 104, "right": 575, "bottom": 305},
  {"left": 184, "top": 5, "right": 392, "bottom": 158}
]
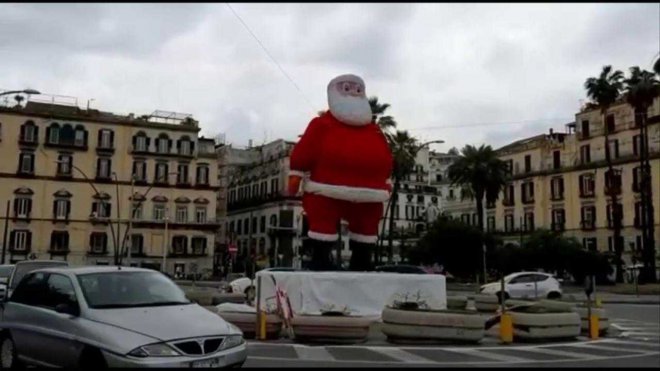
[
  {"left": 348, "top": 240, "right": 374, "bottom": 272},
  {"left": 309, "top": 239, "right": 335, "bottom": 271}
]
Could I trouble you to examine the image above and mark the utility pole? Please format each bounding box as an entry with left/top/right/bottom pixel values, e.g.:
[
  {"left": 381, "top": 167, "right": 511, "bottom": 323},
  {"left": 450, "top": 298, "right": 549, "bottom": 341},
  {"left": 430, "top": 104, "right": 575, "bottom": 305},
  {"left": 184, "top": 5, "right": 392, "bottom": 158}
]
[
  {"left": 162, "top": 207, "right": 169, "bottom": 273},
  {"left": 1, "top": 201, "right": 9, "bottom": 264},
  {"left": 126, "top": 176, "right": 135, "bottom": 267}
]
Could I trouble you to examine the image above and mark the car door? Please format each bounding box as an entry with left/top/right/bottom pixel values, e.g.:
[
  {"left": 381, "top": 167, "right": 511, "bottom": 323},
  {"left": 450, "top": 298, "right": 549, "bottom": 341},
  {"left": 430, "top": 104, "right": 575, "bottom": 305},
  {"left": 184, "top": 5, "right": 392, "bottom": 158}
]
[
  {"left": 531, "top": 274, "right": 551, "bottom": 298},
  {"left": 5, "top": 272, "right": 82, "bottom": 367},
  {"left": 507, "top": 274, "right": 534, "bottom": 298}
]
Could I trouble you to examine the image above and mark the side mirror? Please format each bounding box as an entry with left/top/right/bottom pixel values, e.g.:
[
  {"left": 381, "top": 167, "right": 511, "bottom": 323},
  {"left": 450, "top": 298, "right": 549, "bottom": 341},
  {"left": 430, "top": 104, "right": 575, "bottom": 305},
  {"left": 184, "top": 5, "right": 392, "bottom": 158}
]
[{"left": 55, "top": 303, "right": 79, "bottom": 317}]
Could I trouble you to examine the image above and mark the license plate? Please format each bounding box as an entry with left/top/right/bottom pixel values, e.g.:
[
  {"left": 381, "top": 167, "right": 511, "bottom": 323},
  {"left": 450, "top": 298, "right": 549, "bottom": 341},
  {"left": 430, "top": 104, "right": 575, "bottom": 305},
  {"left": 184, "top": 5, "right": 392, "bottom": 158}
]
[{"left": 191, "top": 357, "right": 224, "bottom": 368}]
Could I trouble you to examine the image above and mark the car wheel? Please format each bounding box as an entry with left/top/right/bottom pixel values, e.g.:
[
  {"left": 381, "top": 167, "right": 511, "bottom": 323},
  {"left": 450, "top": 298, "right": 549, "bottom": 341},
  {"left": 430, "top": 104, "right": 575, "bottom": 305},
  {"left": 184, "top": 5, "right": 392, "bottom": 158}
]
[
  {"left": 79, "top": 347, "right": 108, "bottom": 369},
  {"left": 245, "top": 286, "right": 256, "bottom": 302},
  {"left": 496, "top": 291, "right": 509, "bottom": 304},
  {"left": 547, "top": 291, "right": 562, "bottom": 300},
  {"left": 1, "top": 334, "right": 23, "bottom": 369}
]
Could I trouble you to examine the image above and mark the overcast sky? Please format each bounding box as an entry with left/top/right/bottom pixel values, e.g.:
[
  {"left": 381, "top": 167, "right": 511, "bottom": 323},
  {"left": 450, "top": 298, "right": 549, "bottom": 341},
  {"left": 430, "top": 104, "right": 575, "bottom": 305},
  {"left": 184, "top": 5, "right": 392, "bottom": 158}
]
[{"left": 1, "top": 3, "right": 658, "bottom": 151}]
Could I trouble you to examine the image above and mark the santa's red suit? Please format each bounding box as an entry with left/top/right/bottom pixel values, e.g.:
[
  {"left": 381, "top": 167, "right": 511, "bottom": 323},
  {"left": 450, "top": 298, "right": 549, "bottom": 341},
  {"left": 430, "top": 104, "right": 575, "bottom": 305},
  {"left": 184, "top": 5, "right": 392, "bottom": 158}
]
[{"left": 288, "top": 74, "right": 393, "bottom": 271}]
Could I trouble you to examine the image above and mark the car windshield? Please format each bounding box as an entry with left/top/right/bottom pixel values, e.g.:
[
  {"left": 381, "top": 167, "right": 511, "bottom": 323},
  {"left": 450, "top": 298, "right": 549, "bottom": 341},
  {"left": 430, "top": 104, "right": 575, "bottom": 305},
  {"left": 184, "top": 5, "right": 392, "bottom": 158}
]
[
  {"left": 10, "top": 262, "right": 67, "bottom": 290},
  {"left": 77, "top": 271, "right": 191, "bottom": 309}
]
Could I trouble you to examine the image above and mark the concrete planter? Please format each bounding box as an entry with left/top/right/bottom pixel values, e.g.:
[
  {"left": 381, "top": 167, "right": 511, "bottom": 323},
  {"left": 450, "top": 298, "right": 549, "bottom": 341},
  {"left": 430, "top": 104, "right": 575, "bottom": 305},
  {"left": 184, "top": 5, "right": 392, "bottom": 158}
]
[
  {"left": 510, "top": 309, "right": 581, "bottom": 340},
  {"left": 474, "top": 295, "right": 538, "bottom": 312},
  {"left": 290, "top": 315, "right": 374, "bottom": 344},
  {"left": 381, "top": 307, "right": 486, "bottom": 344},
  {"left": 212, "top": 293, "right": 246, "bottom": 306},
  {"left": 186, "top": 290, "right": 213, "bottom": 306},
  {"left": 574, "top": 306, "right": 609, "bottom": 334},
  {"left": 217, "top": 311, "right": 282, "bottom": 340}
]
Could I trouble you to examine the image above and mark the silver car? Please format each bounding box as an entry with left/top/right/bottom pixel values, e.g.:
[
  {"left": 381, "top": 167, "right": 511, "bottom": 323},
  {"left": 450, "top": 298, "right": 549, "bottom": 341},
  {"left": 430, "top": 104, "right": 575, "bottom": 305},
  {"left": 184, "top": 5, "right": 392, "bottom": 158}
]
[{"left": 0, "top": 266, "right": 247, "bottom": 368}]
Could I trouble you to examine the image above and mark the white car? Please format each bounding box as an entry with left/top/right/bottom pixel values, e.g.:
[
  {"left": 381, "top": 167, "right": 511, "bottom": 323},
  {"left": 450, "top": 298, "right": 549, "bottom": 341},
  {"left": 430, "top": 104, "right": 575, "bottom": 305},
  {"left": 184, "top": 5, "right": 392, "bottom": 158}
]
[{"left": 480, "top": 272, "right": 562, "bottom": 301}]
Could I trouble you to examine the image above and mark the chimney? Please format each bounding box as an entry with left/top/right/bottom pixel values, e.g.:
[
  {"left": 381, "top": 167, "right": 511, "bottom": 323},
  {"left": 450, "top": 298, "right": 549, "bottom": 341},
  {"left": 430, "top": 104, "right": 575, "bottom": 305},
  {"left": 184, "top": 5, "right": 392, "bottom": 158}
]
[
  {"left": 549, "top": 128, "right": 554, "bottom": 137},
  {"left": 248, "top": 139, "right": 253, "bottom": 148}
]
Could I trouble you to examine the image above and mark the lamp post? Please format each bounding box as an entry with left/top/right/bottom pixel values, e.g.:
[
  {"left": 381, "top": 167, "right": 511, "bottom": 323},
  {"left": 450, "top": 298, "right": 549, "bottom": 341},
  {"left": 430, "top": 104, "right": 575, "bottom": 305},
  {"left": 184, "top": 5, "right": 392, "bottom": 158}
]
[
  {"left": 0, "top": 89, "right": 40, "bottom": 97},
  {"left": 386, "top": 139, "right": 444, "bottom": 264}
]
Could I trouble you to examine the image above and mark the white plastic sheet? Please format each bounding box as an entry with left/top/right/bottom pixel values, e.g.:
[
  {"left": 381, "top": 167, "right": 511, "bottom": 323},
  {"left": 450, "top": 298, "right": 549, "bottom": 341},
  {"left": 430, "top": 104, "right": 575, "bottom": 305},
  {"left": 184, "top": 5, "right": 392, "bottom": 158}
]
[
  {"left": 216, "top": 303, "right": 255, "bottom": 313},
  {"left": 255, "top": 271, "right": 446, "bottom": 318}
]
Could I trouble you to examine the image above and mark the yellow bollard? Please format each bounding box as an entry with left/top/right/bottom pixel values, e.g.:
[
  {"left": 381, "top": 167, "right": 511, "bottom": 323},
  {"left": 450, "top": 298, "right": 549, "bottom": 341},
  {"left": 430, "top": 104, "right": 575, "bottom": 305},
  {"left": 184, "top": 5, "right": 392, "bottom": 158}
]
[
  {"left": 589, "top": 314, "right": 599, "bottom": 340},
  {"left": 500, "top": 313, "right": 513, "bottom": 344},
  {"left": 259, "top": 311, "right": 267, "bottom": 340}
]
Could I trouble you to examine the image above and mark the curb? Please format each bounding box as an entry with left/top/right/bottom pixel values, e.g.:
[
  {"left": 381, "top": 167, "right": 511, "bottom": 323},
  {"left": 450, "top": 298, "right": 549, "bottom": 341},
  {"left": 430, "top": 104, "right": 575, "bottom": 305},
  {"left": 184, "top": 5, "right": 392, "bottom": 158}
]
[{"left": 463, "top": 295, "right": 659, "bottom": 305}]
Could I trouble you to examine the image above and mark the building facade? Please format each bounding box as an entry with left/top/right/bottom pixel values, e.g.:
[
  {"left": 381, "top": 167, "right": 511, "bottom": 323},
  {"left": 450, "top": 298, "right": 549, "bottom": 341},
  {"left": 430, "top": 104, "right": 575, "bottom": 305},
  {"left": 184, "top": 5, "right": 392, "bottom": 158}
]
[
  {"left": 0, "top": 97, "right": 219, "bottom": 277},
  {"left": 491, "top": 95, "right": 660, "bottom": 265}
]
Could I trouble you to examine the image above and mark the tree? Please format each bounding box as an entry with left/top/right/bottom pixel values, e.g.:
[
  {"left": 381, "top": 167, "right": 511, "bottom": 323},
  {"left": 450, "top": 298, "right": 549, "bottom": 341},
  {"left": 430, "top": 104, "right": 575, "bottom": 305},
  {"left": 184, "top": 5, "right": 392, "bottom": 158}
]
[
  {"left": 447, "top": 147, "right": 459, "bottom": 156},
  {"left": 654, "top": 57, "right": 660, "bottom": 77},
  {"left": 584, "top": 65, "right": 625, "bottom": 283},
  {"left": 369, "top": 97, "right": 397, "bottom": 142},
  {"left": 624, "top": 66, "right": 660, "bottom": 283},
  {"left": 447, "top": 145, "right": 509, "bottom": 232}
]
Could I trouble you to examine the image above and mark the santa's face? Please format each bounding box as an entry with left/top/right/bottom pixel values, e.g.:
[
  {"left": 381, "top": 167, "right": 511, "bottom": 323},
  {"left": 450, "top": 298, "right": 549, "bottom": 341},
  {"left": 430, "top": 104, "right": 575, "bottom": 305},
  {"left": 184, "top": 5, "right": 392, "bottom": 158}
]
[{"left": 327, "top": 74, "right": 372, "bottom": 126}]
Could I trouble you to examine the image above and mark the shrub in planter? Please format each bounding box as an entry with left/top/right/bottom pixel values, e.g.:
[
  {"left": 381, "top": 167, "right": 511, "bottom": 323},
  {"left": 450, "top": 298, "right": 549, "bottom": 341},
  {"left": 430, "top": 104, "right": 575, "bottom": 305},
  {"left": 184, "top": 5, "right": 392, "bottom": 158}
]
[{"left": 509, "top": 305, "right": 581, "bottom": 341}]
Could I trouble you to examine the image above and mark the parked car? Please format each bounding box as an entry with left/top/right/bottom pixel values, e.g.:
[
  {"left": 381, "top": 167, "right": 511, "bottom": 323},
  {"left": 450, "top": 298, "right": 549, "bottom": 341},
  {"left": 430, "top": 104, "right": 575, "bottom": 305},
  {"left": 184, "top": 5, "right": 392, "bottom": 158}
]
[
  {"left": 479, "top": 272, "right": 563, "bottom": 301},
  {"left": 0, "top": 265, "right": 14, "bottom": 285},
  {"left": 0, "top": 266, "right": 247, "bottom": 368},
  {"left": 5, "top": 260, "right": 69, "bottom": 299},
  {"left": 375, "top": 264, "right": 428, "bottom": 274},
  {"left": 228, "top": 267, "right": 298, "bottom": 300}
]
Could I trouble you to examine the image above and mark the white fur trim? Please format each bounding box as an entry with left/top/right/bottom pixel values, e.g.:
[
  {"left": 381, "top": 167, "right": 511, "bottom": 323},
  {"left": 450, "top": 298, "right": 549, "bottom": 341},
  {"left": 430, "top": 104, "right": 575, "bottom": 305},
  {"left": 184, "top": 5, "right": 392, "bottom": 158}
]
[
  {"left": 304, "top": 180, "right": 390, "bottom": 203},
  {"left": 289, "top": 170, "right": 306, "bottom": 177},
  {"left": 349, "top": 232, "right": 377, "bottom": 244},
  {"left": 308, "top": 231, "right": 339, "bottom": 241},
  {"left": 328, "top": 74, "right": 365, "bottom": 89}
]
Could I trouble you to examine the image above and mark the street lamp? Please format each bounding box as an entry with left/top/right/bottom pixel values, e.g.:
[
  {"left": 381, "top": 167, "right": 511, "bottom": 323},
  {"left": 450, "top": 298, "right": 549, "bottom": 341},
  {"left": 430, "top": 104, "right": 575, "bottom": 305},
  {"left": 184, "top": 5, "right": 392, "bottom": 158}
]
[{"left": 0, "top": 89, "right": 41, "bottom": 97}]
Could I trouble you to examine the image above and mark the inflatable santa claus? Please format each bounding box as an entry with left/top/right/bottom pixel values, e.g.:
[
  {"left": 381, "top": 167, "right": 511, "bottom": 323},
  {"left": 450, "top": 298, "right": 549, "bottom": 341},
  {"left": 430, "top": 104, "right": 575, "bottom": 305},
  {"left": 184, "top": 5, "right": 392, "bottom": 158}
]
[{"left": 288, "top": 74, "right": 393, "bottom": 271}]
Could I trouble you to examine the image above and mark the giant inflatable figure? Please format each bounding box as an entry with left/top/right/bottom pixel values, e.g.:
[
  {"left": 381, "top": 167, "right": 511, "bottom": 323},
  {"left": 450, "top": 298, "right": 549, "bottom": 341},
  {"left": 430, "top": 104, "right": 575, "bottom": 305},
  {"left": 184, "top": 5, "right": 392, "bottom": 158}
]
[{"left": 288, "top": 74, "right": 394, "bottom": 271}]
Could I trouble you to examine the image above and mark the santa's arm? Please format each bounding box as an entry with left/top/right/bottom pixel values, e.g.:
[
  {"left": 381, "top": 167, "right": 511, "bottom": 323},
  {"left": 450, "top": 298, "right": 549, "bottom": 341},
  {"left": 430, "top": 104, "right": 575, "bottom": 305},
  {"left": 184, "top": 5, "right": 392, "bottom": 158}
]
[
  {"left": 377, "top": 126, "right": 395, "bottom": 192},
  {"left": 287, "top": 117, "right": 324, "bottom": 195}
]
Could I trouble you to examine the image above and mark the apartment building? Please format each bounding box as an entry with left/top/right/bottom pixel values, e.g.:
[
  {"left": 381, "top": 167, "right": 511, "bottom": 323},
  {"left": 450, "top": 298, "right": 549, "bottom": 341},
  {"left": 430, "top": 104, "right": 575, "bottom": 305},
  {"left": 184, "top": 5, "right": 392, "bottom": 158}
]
[
  {"left": 491, "top": 95, "right": 660, "bottom": 264},
  {"left": 0, "top": 96, "right": 219, "bottom": 277}
]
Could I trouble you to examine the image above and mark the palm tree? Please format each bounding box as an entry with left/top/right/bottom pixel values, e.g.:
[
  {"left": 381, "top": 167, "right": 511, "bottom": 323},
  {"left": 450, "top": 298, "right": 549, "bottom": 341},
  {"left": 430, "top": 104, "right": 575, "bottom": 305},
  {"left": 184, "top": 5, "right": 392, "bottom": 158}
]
[
  {"left": 369, "top": 97, "right": 397, "bottom": 142},
  {"left": 653, "top": 57, "right": 660, "bottom": 77},
  {"left": 624, "top": 66, "right": 660, "bottom": 282},
  {"left": 584, "top": 65, "right": 625, "bottom": 283},
  {"left": 379, "top": 130, "right": 419, "bottom": 263},
  {"left": 447, "top": 144, "right": 509, "bottom": 232}
]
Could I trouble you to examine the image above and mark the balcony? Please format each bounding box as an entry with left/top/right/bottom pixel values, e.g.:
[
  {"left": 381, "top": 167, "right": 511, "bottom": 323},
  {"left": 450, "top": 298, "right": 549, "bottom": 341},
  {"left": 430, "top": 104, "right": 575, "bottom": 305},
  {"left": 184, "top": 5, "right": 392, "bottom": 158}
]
[
  {"left": 580, "top": 220, "right": 596, "bottom": 231},
  {"left": 18, "top": 135, "right": 38, "bottom": 147},
  {"left": 8, "top": 247, "right": 30, "bottom": 254},
  {"left": 579, "top": 190, "right": 595, "bottom": 199},
  {"left": 502, "top": 198, "right": 514, "bottom": 207},
  {"left": 604, "top": 185, "right": 622, "bottom": 196},
  {"left": 87, "top": 247, "right": 108, "bottom": 256},
  {"left": 48, "top": 248, "right": 70, "bottom": 256},
  {"left": 551, "top": 222, "right": 565, "bottom": 232},
  {"left": 607, "top": 219, "right": 622, "bottom": 230},
  {"left": 634, "top": 217, "right": 645, "bottom": 229},
  {"left": 521, "top": 196, "right": 535, "bottom": 205},
  {"left": 550, "top": 193, "right": 564, "bottom": 201},
  {"left": 96, "top": 144, "right": 115, "bottom": 155}
]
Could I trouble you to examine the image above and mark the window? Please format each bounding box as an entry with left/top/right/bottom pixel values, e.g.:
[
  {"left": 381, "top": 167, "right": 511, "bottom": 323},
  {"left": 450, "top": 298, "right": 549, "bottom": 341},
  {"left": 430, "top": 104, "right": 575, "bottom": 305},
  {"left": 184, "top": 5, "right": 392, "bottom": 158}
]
[
  {"left": 633, "top": 135, "right": 642, "bottom": 157},
  {"left": 521, "top": 182, "right": 534, "bottom": 203},
  {"left": 130, "top": 202, "right": 143, "bottom": 220},
  {"left": 177, "top": 164, "right": 189, "bottom": 184},
  {"left": 31, "top": 273, "right": 77, "bottom": 309},
  {"left": 583, "top": 238, "right": 597, "bottom": 252},
  {"left": 155, "top": 163, "right": 169, "bottom": 183},
  {"left": 605, "top": 169, "right": 622, "bottom": 194},
  {"left": 91, "top": 202, "right": 111, "bottom": 218},
  {"left": 196, "top": 207, "right": 207, "bottom": 223},
  {"left": 581, "top": 205, "right": 596, "bottom": 229},
  {"left": 503, "top": 184, "right": 514, "bottom": 205},
  {"left": 486, "top": 216, "right": 496, "bottom": 232},
  {"left": 581, "top": 120, "right": 590, "bottom": 138},
  {"left": 237, "top": 219, "right": 243, "bottom": 235},
  {"left": 14, "top": 197, "right": 31, "bottom": 218},
  {"left": 607, "top": 139, "right": 620, "bottom": 159},
  {"left": 607, "top": 236, "right": 624, "bottom": 253},
  {"left": 48, "top": 123, "right": 60, "bottom": 144},
  {"left": 191, "top": 237, "right": 206, "bottom": 255},
  {"left": 417, "top": 195, "right": 424, "bottom": 204},
  {"left": 580, "top": 145, "right": 591, "bottom": 164},
  {"left": 157, "top": 134, "right": 170, "bottom": 154},
  {"left": 74, "top": 128, "right": 86, "bottom": 147},
  {"left": 553, "top": 150, "right": 561, "bottom": 170},
  {"left": 606, "top": 114, "right": 615, "bottom": 133},
  {"left": 134, "top": 133, "right": 148, "bottom": 152},
  {"left": 130, "top": 234, "right": 144, "bottom": 255},
  {"left": 260, "top": 181, "right": 267, "bottom": 196},
  {"left": 20, "top": 121, "right": 38, "bottom": 143},
  {"left": 10, "top": 272, "right": 49, "bottom": 306},
  {"left": 550, "top": 177, "right": 564, "bottom": 200},
  {"left": 176, "top": 205, "right": 188, "bottom": 223},
  {"left": 260, "top": 216, "right": 266, "bottom": 233},
  {"left": 98, "top": 129, "right": 114, "bottom": 149},
  {"left": 53, "top": 199, "right": 70, "bottom": 220},
  {"left": 552, "top": 209, "right": 565, "bottom": 231},
  {"left": 632, "top": 166, "right": 646, "bottom": 192},
  {"left": 524, "top": 212, "right": 535, "bottom": 232},
  {"left": 178, "top": 138, "right": 192, "bottom": 156},
  {"left": 504, "top": 214, "right": 514, "bottom": 232},
  {"left": 436, "top": 174, "right": 442, "bottom": 182},
  {"left": 607, "top": 203, "right": 623, "bottom": 228},
  {"left": 270, "top": 178, "right": 279, "bottom": 196},
  {"left": 252, "top": 217, "right": 257, "bottom": 234},
  {"left": 448, "top": 189, "right": 454, "bottom": 199},
  {"left": 270, "top": 214, "right": 277, "bottom": 227},
  {"left": 18, "top": 153, "right": 35, "bottom": 174},
  {"left": 524, "top": 155, "right": 531, "bottom": 173},
  {"left": 96, "top": 158, "right": 111, "bottom": 179},
  {"left": 505, "top": 159, "right": 513, "bottom": 175},
  {"left": 9, "top": 230, "right": 31, "bottom": 252},
  {"left": 252, "top": 184, "right": 259, "bottom": 198},
  {"left": 579, "top": 174, "right": 595, "bottom": 197},
  {"left": 196, "top": 166, "right": 209, "bottom": 185},
  {"left": 57, "top": 154, "right": 72, "bottom": 176},
  {"left": 635, "top": 201, "right": 645, "bottom": 228},
  {"left": 50, "top": 231, "right": 69, "bottom": 252},
  {"left": 153, "top": 204, "right": 166, "bottom": 221},
  {"left": 132, "top": 160, "right": 147, "bottom": 182},
  {"left": 90, "top": 232, "right": 107, "bottom": 254},
  {"left": 172, "top": 236, "right": 187, "bottom": 255},
  {"left": 461, "top": 213, "right": 470, "bottom": 225}
]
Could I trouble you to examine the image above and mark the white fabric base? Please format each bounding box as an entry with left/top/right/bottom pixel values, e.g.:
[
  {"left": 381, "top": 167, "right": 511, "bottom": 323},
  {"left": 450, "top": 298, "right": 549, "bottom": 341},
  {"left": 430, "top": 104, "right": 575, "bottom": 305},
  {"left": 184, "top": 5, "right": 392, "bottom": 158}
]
[{"left": 255, "top": 271, "right": 447, "bottom": 318}]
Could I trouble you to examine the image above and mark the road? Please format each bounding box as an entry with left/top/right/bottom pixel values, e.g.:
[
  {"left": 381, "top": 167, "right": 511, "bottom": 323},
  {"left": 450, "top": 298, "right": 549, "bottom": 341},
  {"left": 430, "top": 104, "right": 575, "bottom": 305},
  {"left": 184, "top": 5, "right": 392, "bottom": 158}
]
[{"left": 242, "top": 303, "right": 660, "bottom": 368}]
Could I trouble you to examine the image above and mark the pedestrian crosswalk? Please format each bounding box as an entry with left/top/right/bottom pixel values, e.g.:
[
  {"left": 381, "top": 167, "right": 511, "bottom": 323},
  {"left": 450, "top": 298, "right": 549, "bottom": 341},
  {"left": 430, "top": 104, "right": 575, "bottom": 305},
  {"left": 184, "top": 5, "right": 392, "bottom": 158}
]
[{"left": 246, "top": 319, "right": 660, "bottom": 365}]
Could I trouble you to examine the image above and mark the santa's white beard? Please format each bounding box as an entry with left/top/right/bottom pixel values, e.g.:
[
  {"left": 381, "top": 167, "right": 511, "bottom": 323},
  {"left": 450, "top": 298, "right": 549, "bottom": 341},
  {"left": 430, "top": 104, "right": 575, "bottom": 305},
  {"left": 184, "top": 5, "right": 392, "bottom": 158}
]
[{"left": 328, "top": 91, "right": 372, "bottom": 126}]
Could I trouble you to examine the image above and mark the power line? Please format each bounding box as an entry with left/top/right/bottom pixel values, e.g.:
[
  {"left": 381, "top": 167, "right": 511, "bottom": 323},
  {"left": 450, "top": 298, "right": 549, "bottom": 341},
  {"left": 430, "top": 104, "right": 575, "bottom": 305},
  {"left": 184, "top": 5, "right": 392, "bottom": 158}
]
[{"left": 225, "top": 3, "right": 316, "bottom": 114}]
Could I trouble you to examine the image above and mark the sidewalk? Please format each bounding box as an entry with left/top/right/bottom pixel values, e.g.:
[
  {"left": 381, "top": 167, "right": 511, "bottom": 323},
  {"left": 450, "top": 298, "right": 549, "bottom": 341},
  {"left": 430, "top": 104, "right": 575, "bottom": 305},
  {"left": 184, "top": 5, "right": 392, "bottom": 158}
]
[{"left": 447, "top": 289, "right": 660, "bottom": 305}]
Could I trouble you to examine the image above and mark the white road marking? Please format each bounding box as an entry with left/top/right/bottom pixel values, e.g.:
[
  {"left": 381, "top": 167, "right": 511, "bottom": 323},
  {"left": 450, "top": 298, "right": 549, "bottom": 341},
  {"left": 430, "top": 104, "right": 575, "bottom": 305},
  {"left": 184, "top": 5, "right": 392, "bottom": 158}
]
[
  {"left": 445, "top": 347, "right": 530, "bottom": 363},
  {"left": 292, "top": 344, "right": 335, "bottom": 361},
  {"left": 570, "top": 343, "right": 654, "bottom": 354},
  {"left": 366, "top": 347, "right": 433, "bottom": 364},
  {"left": 515, "top": 346, "right": 599, "bottom": 360}
]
